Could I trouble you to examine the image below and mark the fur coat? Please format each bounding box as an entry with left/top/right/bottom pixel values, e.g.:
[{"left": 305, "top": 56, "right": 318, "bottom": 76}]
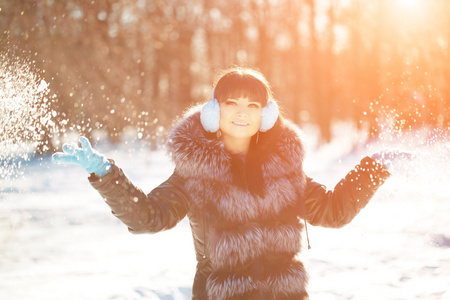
[
  {"left": 90, "top": 107, "right": 391, "bottom": 300},
  {"left": 168, "top": 108, "right": 309, "bottom": 299}
]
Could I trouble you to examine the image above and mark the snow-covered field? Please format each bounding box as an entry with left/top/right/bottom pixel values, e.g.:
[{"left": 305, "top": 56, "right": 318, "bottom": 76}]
[{"left": 1, "top": 125, "right": 449, "bottom": 300}]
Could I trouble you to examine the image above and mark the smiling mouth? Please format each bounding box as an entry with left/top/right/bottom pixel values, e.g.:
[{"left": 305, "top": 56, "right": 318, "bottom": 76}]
[{"left": 232, "top": 121, "right": 249, "bottom": 126}]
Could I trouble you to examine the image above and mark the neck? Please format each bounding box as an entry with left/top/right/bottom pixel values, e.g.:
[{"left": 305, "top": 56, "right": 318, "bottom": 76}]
[{"left": 222, "top": 134, "right": 251, "bottom": 155}]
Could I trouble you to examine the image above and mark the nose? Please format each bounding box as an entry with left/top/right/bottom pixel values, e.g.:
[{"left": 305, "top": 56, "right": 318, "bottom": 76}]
[{"left": 236, "top": 107, "right": 249, "bottom": 118}]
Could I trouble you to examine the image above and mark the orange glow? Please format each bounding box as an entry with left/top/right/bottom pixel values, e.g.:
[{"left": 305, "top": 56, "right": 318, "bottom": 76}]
[
  {"left": 395, "top": 0, "right": 425, "bottom": 15},
  {"left": 396, "top": 0, "right": 422, "bottom": 10}
]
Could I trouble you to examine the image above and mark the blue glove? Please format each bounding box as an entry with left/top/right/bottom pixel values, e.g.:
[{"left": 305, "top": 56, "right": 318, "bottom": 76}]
[
  {"left": 52, "top": 136, "right": 112, "bottom": 178},
  {"left": 371, "top": 150, "right": 414, "bottom": 173}
]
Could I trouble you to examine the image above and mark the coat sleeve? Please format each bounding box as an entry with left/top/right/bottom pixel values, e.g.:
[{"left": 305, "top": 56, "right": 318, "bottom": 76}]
[
  {"left": 303, "top": 156, "right": 391, "bottom": 228},
  {"left": 88, "top": 162, "right": 191, "bottom": 234}
]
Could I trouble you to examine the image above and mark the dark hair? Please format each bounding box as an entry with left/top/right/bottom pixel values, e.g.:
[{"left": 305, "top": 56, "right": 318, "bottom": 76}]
[
  {"left": 211, "top": 66, "right": 284, "bottom": 197},
  {"left": 213, "top": 67, "right": 273, "bottom": 106}
]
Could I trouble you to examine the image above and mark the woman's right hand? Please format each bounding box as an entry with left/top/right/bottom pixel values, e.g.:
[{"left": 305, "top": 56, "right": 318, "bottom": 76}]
[{"left": 52, "top": 136, "right": 112, "bottom": 178}]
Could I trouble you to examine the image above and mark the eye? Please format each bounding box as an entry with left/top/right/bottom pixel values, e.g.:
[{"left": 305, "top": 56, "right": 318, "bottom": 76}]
[
  {"left": 225, "top": 100, "right": 237, "bottom": 106},
  {"left": 249, "top": 103, "right": 261, "bottom": 108}
]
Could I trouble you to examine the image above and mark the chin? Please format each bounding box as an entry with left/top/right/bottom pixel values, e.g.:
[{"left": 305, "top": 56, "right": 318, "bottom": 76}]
[
  {"left": 220, "top": 122, "right": 260, "bottom": 139},
  {"left": 229, "top": 131, "right": 258, "bottom": 139}
]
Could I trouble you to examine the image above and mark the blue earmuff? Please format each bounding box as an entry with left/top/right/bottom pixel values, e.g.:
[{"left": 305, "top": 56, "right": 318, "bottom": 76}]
[
  {"left": 200, "top": 97, "right": 221, "bottom": 133},
  {"left": 260, "top": 100, "right": 279, "bottom": 132},
  {"left": 200, "top": 89, "right": 279, "bottom": 133}
]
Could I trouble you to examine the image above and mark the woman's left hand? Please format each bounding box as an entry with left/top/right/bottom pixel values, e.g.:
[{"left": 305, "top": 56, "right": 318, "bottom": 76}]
[{"left": 371, "top": 150, "right": 414, "bottom": 173}]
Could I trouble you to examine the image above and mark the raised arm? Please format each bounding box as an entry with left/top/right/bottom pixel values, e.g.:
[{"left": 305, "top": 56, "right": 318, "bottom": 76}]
[
  {"left": 303, "top": 156, "right": 391, "bottom": 228},
  {"left": 52, "top": 136, "right": 190, "bottom": 234},
  {"left": 89, "top": 164, "right": 190, "bottom": 234}
]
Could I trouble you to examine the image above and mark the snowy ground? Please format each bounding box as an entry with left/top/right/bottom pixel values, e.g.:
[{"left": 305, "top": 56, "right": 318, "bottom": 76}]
[{"left": 1, "top": 125, "right": 449, "bottom": 300}]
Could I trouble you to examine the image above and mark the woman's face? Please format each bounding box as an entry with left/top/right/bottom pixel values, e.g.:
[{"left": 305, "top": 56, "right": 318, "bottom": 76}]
[{"left": 219, "top": 96, "right": 263, "bottom": 140}]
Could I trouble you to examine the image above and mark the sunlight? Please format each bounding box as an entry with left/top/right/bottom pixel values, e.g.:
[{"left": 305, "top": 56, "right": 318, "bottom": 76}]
[
  {"left": 395, "top": 0, "right": 424, "bottom": 13},
  {"left": 389, "top": 0, "right": 429, "bottom": 27}
]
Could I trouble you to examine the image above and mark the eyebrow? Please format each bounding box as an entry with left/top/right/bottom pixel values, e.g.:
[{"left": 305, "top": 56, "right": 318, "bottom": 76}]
[{"left": 227, "top": 98, "right": 261, "bottom": 104}]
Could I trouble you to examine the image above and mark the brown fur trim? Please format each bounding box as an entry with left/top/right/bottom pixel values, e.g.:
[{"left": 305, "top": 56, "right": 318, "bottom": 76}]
[
  {"left": 266, "top": 261, "right": 309, "bottom": 296},
  {"left": 206, "top": 273, "right": 259, "bottom": 300},
  {"left": 185, "top": 176, "right": 305, "bottom": 223},
  {"left": 208, "top": 223, "right": 304, "bottom": 269},
  {"left": 214, "top": 186, "right": 261, "bottom": 222},
  {"left": 206, "top": 260, "right": 308, "bottom": 299},
  {"left": 168, "top": 108, "right": 232, "bottom": 181},
  {"left": 168, "top": 107, "right": 306, "bottom": 183}
]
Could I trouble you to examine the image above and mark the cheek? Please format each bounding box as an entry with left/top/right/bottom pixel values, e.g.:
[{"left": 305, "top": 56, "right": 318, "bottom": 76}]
[
  {"left": 219, "top": 104, "right": 231, "bottom": 117},
  {"left": 219, "top": 107, "right": 231, "bottom": 128},
  {"left": 252, "top": 111, "right": 263, "bottom": 126},
  {"left": 219, "top": 107, "right": 229, "bottom": 121}
]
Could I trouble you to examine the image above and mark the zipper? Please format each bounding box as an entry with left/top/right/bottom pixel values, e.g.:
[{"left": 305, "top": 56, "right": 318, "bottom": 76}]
[{"left": 304, "top": 219, "right": 311, "bottom": 249}]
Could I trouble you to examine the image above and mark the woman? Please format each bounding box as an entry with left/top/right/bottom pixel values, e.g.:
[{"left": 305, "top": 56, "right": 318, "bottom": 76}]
[{"left": 53, "top": 67, "right": 396, "bottom": 299}]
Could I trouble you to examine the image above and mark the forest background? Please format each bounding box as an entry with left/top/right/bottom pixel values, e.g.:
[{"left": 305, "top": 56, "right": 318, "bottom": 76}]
[{"left": 1, "top": 0, "right": 449, "bottom": 152}]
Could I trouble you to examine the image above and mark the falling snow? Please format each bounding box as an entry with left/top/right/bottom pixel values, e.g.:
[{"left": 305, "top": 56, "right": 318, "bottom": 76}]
[{"left": 0, "top": 51, "right": 58, "bottom": 181}]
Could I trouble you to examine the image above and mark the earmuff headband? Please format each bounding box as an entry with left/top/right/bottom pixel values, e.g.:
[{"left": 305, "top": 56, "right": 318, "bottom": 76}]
[{"left": 200, "top": 89, "right": 279, "bottom": 133}]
